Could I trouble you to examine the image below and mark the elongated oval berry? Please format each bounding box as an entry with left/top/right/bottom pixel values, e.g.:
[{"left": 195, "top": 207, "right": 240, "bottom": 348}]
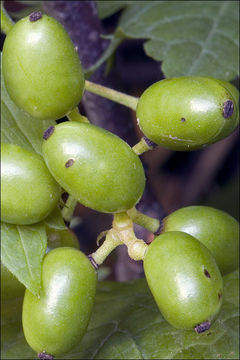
[
  {"left": 136, "top": 77, "right": 239, "bottom": 150},
  {"left": 144, "top": 231, "right": 223, "bottom": 331},
  {"left": 42, "top": 122, "right": 145, "bottom": 213},
  {"left": 161, "top": 206, "right": 239, "bottom": 275},
  {"left": 1, "top": 143, "right": 61, "bottom": 225},
  {"left": 2, "top": 13, "right": 84, "bottom": 120},
  {"left": 22, "top": 247, "right": 97, "bottom": 357}
]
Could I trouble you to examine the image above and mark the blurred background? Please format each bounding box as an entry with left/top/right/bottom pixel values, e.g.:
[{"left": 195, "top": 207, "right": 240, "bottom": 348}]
[{"left": 2, "top": 0, "right": 239, "bottom": 282}]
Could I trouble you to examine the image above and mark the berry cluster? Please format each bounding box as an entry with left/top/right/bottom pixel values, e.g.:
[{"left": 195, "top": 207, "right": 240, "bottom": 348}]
[{"left": 1, "top": 12, "right": 239, "bottom": 359}]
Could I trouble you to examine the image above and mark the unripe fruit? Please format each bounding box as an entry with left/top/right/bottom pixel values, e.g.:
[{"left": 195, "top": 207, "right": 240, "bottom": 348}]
[
  {"left": 161, "top": 206, "right": 239, "bottom": 275},
  {"left": 1, "top": 226, "right": 79, "bottom": 324},
  {"left": 42, "top": 122, "right": 145, "bottom": 213},
  {"left": 1, "top": 143, "right": 61, "bottom": 225},
  {"left": 22, "top": 247, "right": 97, "bottom": 356},
  {"left": 144, "top": 232, "right": 223, "bottom": 331},
  {"left": 136, "top": 77, "right": 238, "bottom": 150},
  {"left": 2, "top": 13, "right": 84, "bottom": 120}
]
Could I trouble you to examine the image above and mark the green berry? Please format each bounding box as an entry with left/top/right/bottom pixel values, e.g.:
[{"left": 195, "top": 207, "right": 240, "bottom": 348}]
[
  {"left": 22, "top": 247, "right": 97, "bottom": 356},
  {"left": 144, "top": 231, "right": 223, "bottom": 331},
  {"left": 42, "top": 122, "right": 145, "bottom": 213},
  {"left": 2, "top": 13, "right": 84, "bottom": 120},
  {"left": 1, "top": 143, "right": 61, "bottom": 225},
  {"left": 136, "top": 76, "right": 238, "bottom": 150},
  {"left": 161, "top": 206, "right": 239, "bottom": 275}
]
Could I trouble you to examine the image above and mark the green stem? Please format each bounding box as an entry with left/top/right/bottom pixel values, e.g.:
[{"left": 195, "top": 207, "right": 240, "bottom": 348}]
[
  {"left": 85, "top": 80, "right": 139, "bottom": 111},
  {"left": 132, "top": 137, "right": 156, "bottom": 155},
  {"left": 67, "top": 107, "right": 89, "bottom": 123},
  {"left": 1, "top": 4, "right": 14, "bottom": 34},
  {"left": 61, "top": 195, "right": 78, "bottom": 223},
  {"left": 127, "top": 207, "right": 160, "bottom": 233},
  {"left": 91, "top": 230, "right": 122, "bottom": 266}
]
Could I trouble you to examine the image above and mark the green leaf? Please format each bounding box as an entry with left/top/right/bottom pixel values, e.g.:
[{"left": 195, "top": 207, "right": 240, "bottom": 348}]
[
  {"left": 95, "top": 1, "right": 239, "bottom": 80},
  {"left": 1, "top": 54, "right": 55, "bottom": 156},
  {"left": 1, "top": 222, "right": 47, "bottom": 297},
  {"left": 44, "top": 206, "right": 66, "bottom": 231},
  {"left": 97, "top": 1, "right": 132, "bottom": 19},
  {"left": 1, "top": 270, "right": 239, "bottom": 359}
]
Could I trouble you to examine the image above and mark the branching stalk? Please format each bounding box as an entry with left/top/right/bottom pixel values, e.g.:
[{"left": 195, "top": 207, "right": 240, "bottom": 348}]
[
  {"left": 90, "top": 229, "right": 122, "bottom": 266},
  {"left": 127, "top": 207, "right": 160, "bottom": 233}
]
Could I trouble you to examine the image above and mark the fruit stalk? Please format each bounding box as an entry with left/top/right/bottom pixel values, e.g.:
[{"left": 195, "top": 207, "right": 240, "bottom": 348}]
[
  {"left": 90, "top": 229, "right": 122, "bottom": 266},
  {"left": 85, "top": 80, "right": 139, "bottom": 111},
  {"left": 132, "top": 136, "right": 157, "bottom": 155},
  {"left": 127, "top": 207, "right": 160, "bottom": 233},
  {"left": 1, "top": 5, "right": 14, "bottom": 34},
  {"left": 61, "top": 195, "right": 78, "bottom": 223},
  {"left": 67, "top": 107, "right": 89, "bottom": 123},
  {"left": 113, "top": 212, "right": 148, "bottom": 261}
]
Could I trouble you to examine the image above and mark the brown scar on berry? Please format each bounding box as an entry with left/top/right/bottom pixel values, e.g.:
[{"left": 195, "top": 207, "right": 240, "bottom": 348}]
[
  {"left": 204, "top": 268, "right": 211, "bottom": 278},
  {"left": 65, "top": 159, "right": 74, "bottom": 168},
  {"left": 223, "top": 100, "right": 234, "bottom": 118},
  {"left": 181, "top": 117, "right": 186, "bottom": 122},
  {"left": 218, "top": 292, "right": 222, "bottom": 301},
  {"left": 43, "top": 126, "right": 55, "bottom": 140},
  {"left": 29, "top": 11, "right": 42, "bottom": 22},
  {"left": 194, "top": 320, "right": 211, "bottom": 334},
  {"left": 38, "top": 352, "right": 54, "bottom": 360}
]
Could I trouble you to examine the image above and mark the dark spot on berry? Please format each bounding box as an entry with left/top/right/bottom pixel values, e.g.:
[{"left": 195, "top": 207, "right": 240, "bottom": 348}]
[
  {"left": 43, "top": 126, "right": 55, "bottom": 140},
  {"left": 61, "top": 192, "right": 69, "bottom": 202},
  {"left": 223, "top": 100, "right": 234, "bottom": 118},
  {"left": 143, "top": 136, "right": 157, "bottom": 149},
  {"left": 29, "top": 11, "right": 42, "bottom": 22},
  {"left": 204, "top": 268, "right": 211, "bottom": 278},
  {"left": 181, "top": 117, "right": 186, "bottom": 122},
  {"left": 87, "top": 255, "right": 99, "bottom": 270},
  {"left": 65, "top": 159, "right": 74, "bottom": 168},
  {"left": 38, "top": 352, "right": 54, "bottom": 360},
  {"left": 218, "top": 292, "right": 222, "bottom": 301},
  {"left": 194, "top": 321, "right": 211, "bottom": 334}
]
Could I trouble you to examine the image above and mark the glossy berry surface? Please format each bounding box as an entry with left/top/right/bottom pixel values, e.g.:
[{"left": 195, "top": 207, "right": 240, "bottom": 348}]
[
  {"left": 42, "top": 122, "right": 145, "bottom": 213},
  {"left": 144, "top": 231, "right": 223, "bottom": 331},
  {"left": 22, "top": 247, "right": 97, "bottom": 356},
  {"left": 136, "top": 76, "right": 238, "bottom": 150},
  {"left": 1, "top": 143, "right": 61, "bottom": 225},
  {"left": 161, "top": 206, "right": 239, "bottom": 275},
  {"left": 2, "top": 13, "right": 84, "bottom": 120}
]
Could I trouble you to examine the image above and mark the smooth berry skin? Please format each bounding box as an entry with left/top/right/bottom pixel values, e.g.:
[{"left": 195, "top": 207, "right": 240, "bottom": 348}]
[
  {"left": 2, "top": 14, "right": 84, "bottom": 121},
  {"left": 42, "top": 122, "right": 145, "bottom": 213},
  {"left": 1, "top": 227, "right": 79, "bottom": 325},
  {"left": 22, "top": 247, "right": 97, "bottom": 356},
  {"left": 161, "top": 206, "right": 239, "bottom": 275},
  {"left": 144, "top": 231, "right": 223, "bottom": 331},
  {"left": 1, "top": 143, "right": 61, "bottom": 225},
  {"left": 136, "top": 77, "right": 238, "bottom": 151}
]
